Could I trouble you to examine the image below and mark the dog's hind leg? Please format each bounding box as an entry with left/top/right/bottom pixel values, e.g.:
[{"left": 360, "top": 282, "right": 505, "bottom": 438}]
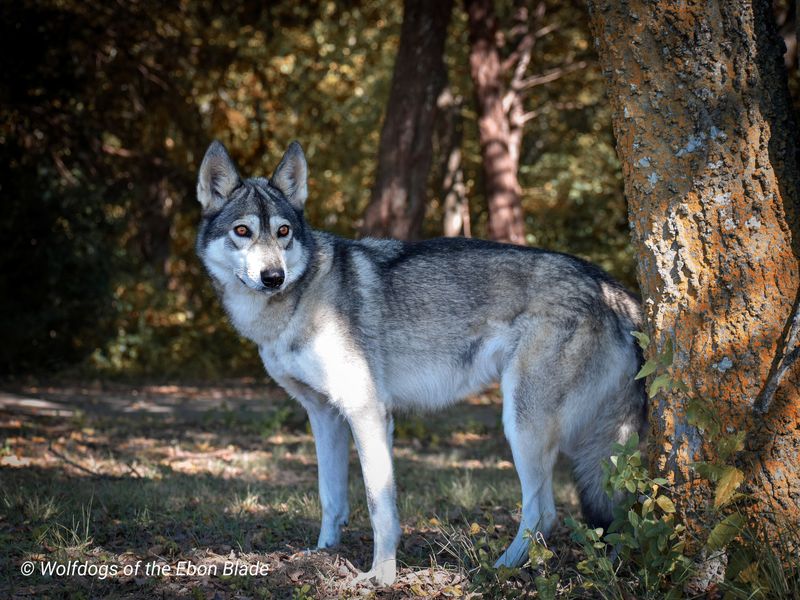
[{"left": 494, "top": 352, "right": 560, "bottom": 568}]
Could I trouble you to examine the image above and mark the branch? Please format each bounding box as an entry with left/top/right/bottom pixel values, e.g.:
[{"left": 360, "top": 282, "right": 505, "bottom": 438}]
[
  {"left": 515, "top": 60, "right": 589, "bottom": 92},
  {"left": 50, "top": 151, "right": 79, "bottom": 186},
  {"left": 511, "top": 34, "right": 535, "bottom": 88},
  {"left": 49, "top": 443, "right": 120, "bottom": 480},
  {"left": 502, "top": 31, "right": 535, "bottom": 114},
  {"left": 754, "top": 292, "right": 800, "bottom": 414},
  {"left": 500, "top": 2, "right": 545, "bottom": 75},
  {"left": 517, "top": 109, "right": 542, "bottom": 125},
  {"left": 100, "top": 143, "right": 165, "bottom": 166},
  {"left": 532, "top": 23, "right": 558, "bottom": 39},
  {"left": 515, "top": 100, "right": 585, "bottom": 126}
]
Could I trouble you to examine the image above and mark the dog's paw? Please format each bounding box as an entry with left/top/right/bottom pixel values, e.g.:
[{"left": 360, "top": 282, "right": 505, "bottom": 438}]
[
  {"left": 494, "top": 538, "right": 529, "bottom": 569},
  {"left": 315, "top": 530, "right": 342, "bottom": 549},
  {"left": 351, "top": 559, "right": 396, "bottom": 587},
  {"left": 316, "top": 516, "right": 347, "bottom": 549}
]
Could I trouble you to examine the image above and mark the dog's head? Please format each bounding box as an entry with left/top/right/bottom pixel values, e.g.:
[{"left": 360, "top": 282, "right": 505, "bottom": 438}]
[{"left": 196, "top": 141, "right": 311, "bottom": 295}]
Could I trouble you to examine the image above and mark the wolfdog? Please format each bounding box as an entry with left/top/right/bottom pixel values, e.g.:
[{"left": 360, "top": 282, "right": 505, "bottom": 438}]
[{"left": 196, "top": 141, "right": 646, "bottom": 585}]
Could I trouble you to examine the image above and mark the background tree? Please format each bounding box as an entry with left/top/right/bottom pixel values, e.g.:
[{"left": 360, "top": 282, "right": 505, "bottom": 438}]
[
  {"left": 465, "top": 0, "right": 530, "bottom": 244},
  {"left": 0, "top": 0, "right": 645, "bottom": 377},
  {"left": 0, "top": 0, "right": 402, "bottom": 375},
  {"left": 360, "top": 0, "right": 453, "bottom": 240},
  {"left": 464, "top": 0, "right": 588, "bottom": 244},
  {"left": 587, "top": 0, "right": 800, "bottom": 538},
  {"left": 435, "top": 87, "right": 471, "bottom": 238}
]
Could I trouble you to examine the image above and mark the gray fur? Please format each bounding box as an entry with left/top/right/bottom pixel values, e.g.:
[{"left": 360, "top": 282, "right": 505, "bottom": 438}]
[{"left": 196, "top": 141, "right": 646, "bottom": 585}]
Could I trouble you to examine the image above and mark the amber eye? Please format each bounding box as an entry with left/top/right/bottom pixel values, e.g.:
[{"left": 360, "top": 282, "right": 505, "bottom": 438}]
[
  {"left": 277, "top": 224, "right": 290, "bottom": 238},
  {"left": 233, "top": 225, "right": 250, "bottom": 237}
]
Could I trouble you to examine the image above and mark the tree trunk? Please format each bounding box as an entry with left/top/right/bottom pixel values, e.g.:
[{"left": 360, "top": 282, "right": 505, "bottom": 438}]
[
  {"left": 360, "top": 0, "right": 453, "bottom": 240},
  {"left": 465, "top": 0, "right": 529, "bottom": 245},
  {"left": 587, "top": 0, "right": 800, "bottom": 535},
  {"left": 436, "top": 87, "right": 470, "bottom": 237}
]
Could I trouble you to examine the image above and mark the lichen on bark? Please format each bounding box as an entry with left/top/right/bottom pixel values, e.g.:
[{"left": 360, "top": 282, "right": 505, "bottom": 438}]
[{"left": 587, "top": 0, "right": 800, "bottom": 531}]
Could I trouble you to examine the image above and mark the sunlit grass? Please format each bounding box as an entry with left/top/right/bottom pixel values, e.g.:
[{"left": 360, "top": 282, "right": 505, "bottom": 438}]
[{"left": 0, "top": 382, "right": 585, "bottom": 598}]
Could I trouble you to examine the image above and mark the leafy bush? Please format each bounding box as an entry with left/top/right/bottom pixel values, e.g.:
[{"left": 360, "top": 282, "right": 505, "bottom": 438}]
[{"left": 567, "top": 433, "right": 691, "bottom": 599}]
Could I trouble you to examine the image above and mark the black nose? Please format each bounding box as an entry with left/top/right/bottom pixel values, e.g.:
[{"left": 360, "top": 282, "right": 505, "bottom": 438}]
[{"left": 260, "top": 268, "right": 285, "bottom": 289}]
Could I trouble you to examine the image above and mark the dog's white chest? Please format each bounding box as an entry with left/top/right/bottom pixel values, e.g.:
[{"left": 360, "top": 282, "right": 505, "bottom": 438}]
[{"left": 259, "top": 320, "right": 370, "bottom": 406}]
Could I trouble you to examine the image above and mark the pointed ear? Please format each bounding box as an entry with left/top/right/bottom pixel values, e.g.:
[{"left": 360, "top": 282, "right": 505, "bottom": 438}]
[
  {"left": 197, "top": 141, "right": 241, "bottom": 213},
  {"left": 271, "top": 141, "right": 308, "bottom": 211}
]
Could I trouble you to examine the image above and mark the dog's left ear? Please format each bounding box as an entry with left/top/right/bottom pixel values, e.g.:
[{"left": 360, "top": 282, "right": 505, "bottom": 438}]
[{"left": 271, "top": 141, "right": 308, "bottom": 212}]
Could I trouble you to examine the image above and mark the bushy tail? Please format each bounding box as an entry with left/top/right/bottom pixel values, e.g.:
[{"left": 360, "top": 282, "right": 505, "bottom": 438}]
[{"left": 573, "top": 378, "right": 647, "bottom": 530}]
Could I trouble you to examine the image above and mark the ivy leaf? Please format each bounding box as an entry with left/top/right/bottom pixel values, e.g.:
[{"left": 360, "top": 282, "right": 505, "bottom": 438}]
[
  {"left": 717, "top": 431, "right": 746, "bottom": 462},
  {"left": 685, "top": 398, "right": 718, "bottom": 433},
  {"left": 624, "top": 433, "right": 640, "bottom": 452},
  {"left": 635, "top": 359, "right": 658, "bottom": 380},
  {"left": 655, "top": 494, "right": 676, "bottom": 514},
  {"left": 631, "top": 331, "right": 650, "bottom": 350},
  {"left": 527, "top": 539, "right": 554, "bottom": 565},
  {"left": 670, "top": 379, "right": 689, "bottom": 392},
  {"left": 534, "top": 574, "right": 559, "bottom": 600},
  {"left": 649, "top": 373, "right": 672, "bottom": 398},
  {"left": 691, "top": 461, "right": 727, "bottom": 482},
  {"left": 714, "top": 466, "right": 744, "bottom": 509},
  {"left": 660, "top": 337, "right": 673, "bottom": 367},
  {"left": 642, "top": 497, "right": 654, "bottom": 515},
  {"left": 706, "top": 513, "right": 746, "bottom": 551}
]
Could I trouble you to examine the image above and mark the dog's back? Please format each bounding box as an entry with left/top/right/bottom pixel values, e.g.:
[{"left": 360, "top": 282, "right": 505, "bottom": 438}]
[{"left": 320, "top": 233, "right": 647, "bottom": 540}]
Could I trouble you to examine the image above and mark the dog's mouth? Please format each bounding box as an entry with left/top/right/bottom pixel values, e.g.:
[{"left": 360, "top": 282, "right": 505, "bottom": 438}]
[
  {"left": 235, "top": 273, "right": 266, "bottom": 293},
  {"left": 235, "top": 272, "right": 284, "bottom": 294}
]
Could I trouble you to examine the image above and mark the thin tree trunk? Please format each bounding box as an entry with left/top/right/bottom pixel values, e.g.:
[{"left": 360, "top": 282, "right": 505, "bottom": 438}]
[
  {"left": 436, "top": 87, "right": 469, "bottom": 237},
  {"left": 465, "top": 0, "right": 530, "bottom": 245},
  {"left": 361, "top": 0, "right": 453, "bottom": 240},
  {"left": 138, "top": 175, "right": 174, "bottom": 275},
  {"left": 588, "top": 0, "right": 800, "bottom": 535}
]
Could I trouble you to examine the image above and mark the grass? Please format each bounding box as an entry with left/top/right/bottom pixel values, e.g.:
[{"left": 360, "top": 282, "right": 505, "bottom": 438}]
[{"left": 1, "top": 379, "right": 590, "bottom": 599}]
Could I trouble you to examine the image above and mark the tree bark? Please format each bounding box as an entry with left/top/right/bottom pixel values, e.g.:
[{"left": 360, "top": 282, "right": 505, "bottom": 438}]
[
  {"left": 465, "top": 0, "right": 532, "bottom": 245},
  {"left": 435, "top": 87, "right": 470, "bottom": 237},
  {"left": 587, "top": 0, "right": 800, "bottom": 535},
  {"left": 360, "top": 0, "right": 453, "bottom": 240}
]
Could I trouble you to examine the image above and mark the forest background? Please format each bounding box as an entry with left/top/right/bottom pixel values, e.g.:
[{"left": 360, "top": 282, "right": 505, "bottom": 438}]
[{"left": 0, "top": 0, "right": 664, "bottom": 379}]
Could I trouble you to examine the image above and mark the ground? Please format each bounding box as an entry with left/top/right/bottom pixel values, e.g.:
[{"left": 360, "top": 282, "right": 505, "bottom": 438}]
[{"left": 0, "top": 379, "right": 587, "bottom": 599}]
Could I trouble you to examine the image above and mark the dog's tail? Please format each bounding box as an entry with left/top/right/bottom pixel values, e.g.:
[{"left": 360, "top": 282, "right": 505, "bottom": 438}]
[{"left": 572, "top": 377, "right": 647, "bottom": 531}]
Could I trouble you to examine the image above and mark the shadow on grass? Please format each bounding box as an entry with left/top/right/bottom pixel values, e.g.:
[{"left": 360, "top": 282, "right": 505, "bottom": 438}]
[{"left": 0, "top": 381, "right": 582, "bottom": 598}]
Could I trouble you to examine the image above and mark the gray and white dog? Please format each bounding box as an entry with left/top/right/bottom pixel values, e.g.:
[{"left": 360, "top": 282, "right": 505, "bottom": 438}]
[{"left": 196, "top": 141, "right": 646, "bottom": 585}]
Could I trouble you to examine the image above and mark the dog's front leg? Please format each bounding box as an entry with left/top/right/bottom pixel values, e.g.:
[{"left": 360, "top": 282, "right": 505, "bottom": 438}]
[
  {"left": 304, "top": 400, "right": 351, "bottom": 549},
  {"left": 346, "top": 403, "right": 400, "bottom": 586}
]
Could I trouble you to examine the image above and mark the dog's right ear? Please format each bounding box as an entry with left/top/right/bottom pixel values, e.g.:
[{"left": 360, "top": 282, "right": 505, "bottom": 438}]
[{"left": 197, "top": 141, "right": 241, "bottom": 214}]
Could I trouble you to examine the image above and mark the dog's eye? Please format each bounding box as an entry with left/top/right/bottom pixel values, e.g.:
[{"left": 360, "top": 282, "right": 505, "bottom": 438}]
[
  {"left": 277, "top": 225, "right": 290, "bottom": 238},
  {"left": 234, "top": 225, "right": 250, "bottom": 237}
]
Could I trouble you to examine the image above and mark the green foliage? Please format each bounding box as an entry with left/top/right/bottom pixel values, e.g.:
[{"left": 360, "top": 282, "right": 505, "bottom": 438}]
[
  {"left": 1, "top": 0, "right": 636, "bottom": 377},
  {"left": 0, "top": 0, "right": 401, "bottom": 377},
  {"left": 705, "top": 514, "right": 746, "bottom": 553},
  {"left": 525, "top": 531, "right": 561, "bottom": 599},
  {"left": 618, "top": 331, "right": 799, "bottom": 599},
  {"left": 634, "top": 338, "right": 689, "bottom": 398},
  {"left": 291, "top": 583, "right": 313, "bottom": 600},
  {"left": 568, "top": 433, "right": 692, "bottom": 599}
]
